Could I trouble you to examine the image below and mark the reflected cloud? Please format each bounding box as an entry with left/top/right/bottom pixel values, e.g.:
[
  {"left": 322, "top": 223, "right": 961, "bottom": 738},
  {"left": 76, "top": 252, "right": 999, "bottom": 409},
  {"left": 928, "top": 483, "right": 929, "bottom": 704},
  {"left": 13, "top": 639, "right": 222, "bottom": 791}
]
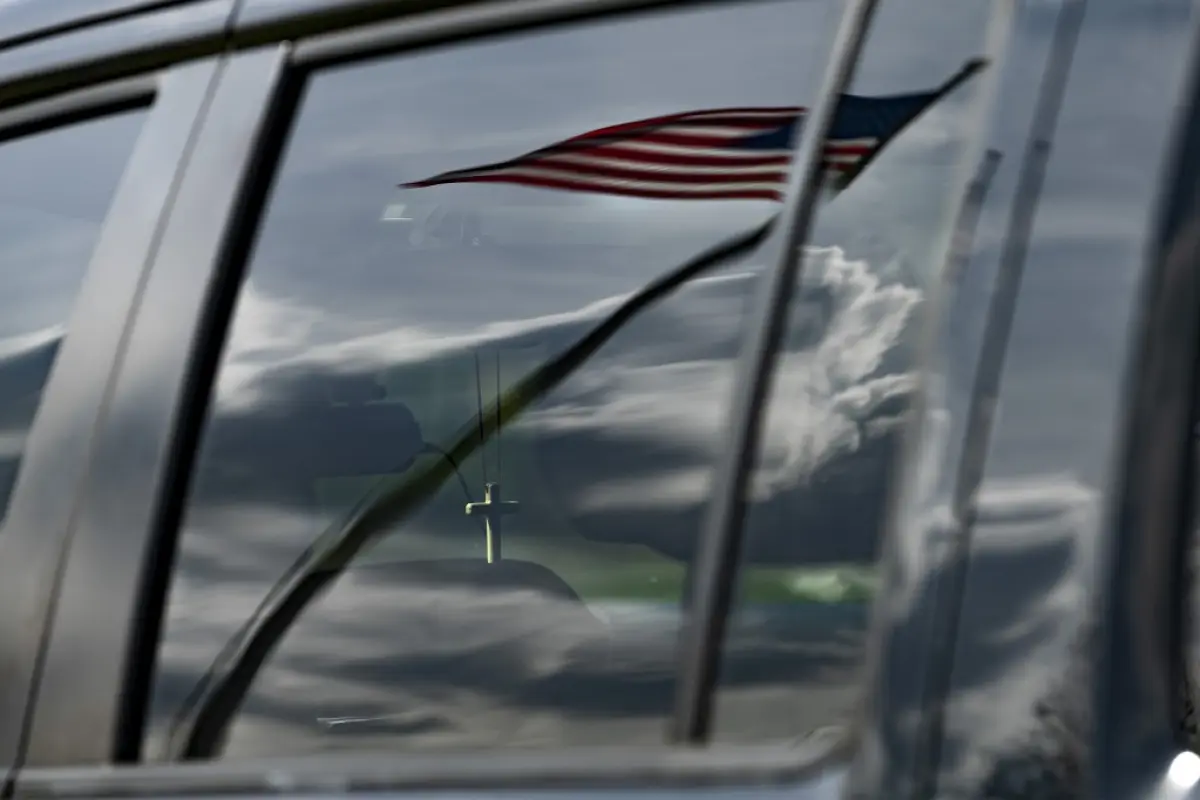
[
  {"left": 753, "top": 247, "right": 921, "bottom": 501},
  {"left": 856, "top": 473, "right": 1100, "bottom": 799},
  {"left": 169, "top": 236, "right": 921, "bottom": 570}
]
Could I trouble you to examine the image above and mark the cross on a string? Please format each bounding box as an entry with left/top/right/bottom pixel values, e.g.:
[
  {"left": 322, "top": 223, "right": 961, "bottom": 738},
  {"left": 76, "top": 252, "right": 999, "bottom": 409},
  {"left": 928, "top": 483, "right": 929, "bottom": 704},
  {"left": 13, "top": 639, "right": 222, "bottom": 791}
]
[{"left": 465, "top": 482, "right": 520, "bottom": 563}]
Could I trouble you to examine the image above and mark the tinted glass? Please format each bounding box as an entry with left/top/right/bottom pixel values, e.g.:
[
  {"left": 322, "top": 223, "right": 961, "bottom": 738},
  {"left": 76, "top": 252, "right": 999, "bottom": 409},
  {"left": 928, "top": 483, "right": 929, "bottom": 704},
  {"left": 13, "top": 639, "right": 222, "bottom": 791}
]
[
  {"left": 714, "top": 0, "right": 1010, "bottom": 746},
  {"left": 147, "top": 1, "right": 868, "bottom": 760},
  {"left": 0, "top": 110, "right": 147, "bottom": 521}
]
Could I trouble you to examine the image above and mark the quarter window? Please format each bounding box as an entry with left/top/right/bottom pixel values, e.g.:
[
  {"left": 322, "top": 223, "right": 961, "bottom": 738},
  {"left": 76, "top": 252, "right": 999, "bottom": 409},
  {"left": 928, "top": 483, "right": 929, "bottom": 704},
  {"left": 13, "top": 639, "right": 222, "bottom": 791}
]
[{"left": 0, "top": 110, "right": 148, "bottom": 522}]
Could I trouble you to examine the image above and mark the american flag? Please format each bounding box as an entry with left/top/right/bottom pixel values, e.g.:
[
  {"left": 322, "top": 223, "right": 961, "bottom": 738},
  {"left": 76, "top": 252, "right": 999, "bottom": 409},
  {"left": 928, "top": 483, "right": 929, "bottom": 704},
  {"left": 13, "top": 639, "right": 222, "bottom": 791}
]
[{"left": 402, "top": 59, "right": 985, "bottom": 202}]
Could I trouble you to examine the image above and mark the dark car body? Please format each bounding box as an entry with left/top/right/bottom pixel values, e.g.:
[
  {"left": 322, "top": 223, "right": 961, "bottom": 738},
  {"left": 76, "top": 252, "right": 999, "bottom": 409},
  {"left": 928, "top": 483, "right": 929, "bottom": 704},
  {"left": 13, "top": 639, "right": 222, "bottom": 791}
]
[{"left": 0, "top": 0, "right": 1195, "bottom": 799}]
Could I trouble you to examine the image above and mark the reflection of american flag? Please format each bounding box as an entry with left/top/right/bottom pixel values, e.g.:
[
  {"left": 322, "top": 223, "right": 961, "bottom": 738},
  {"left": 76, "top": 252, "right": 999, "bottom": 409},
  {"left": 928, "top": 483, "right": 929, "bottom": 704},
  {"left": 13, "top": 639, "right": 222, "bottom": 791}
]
[{"left": 402, "top": 60, "right": 985, "bottom": 202}]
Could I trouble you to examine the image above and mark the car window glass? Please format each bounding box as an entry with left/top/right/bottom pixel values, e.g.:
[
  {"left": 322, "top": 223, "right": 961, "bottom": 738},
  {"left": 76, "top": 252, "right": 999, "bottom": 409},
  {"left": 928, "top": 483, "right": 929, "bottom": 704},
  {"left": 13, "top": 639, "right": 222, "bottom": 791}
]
[
  {"left": 143, "top": 0, "right": 888, "bottom": 761},
  {"left": 714, "top": 0, "right": 1009, "bottom": 745},
  {"left": 0, "top": 110, "right": 148, "bottom": 523}
]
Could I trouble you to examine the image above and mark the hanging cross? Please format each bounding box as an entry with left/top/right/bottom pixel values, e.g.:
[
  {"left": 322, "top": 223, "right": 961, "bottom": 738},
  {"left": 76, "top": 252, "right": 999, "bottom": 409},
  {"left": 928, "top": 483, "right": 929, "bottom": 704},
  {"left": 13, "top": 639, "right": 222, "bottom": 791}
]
[{"left": 465, "top": 482, "right": 519, "bottom": 563}]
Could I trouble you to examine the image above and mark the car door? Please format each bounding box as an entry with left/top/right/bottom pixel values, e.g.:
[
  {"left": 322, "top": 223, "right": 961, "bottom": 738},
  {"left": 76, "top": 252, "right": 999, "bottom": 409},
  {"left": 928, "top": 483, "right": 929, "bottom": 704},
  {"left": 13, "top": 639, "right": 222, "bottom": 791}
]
[
  {"left": 4, "top": 0, "right": 1074, "bottom": 797},
  {"left": 0, "top": 0, "right": 237, "bottom": 787}
]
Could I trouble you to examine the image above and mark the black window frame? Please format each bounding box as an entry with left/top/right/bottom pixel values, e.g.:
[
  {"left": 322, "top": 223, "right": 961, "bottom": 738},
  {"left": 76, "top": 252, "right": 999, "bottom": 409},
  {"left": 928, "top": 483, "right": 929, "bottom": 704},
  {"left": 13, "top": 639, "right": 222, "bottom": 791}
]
[
  {"left": 0, "top": 0, "right": 239, "bottom": 782},
  {"left": 13, "top": 0, "right": 906, "bottom": 791}
]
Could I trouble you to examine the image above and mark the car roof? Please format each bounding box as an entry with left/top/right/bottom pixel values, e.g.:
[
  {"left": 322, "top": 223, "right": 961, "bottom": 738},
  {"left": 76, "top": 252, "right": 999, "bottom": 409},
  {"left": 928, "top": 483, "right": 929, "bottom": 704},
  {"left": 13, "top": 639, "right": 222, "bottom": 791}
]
[{"left": 0, "top": 0, "right": 213, "bottom": 51}]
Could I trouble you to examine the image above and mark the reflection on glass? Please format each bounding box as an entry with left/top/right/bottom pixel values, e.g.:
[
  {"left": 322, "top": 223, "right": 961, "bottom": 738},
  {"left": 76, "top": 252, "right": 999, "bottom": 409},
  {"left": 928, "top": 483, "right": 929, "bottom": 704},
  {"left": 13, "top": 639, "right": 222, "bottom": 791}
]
[
  {"left": 714, "top": 0, "right": 1009, "bottom": 745},
  {"left": 143, "top": 0, "right": 909, "bottom": 760},
  {"left": 0, "top": 111, "right": 147, "bottom": 522}
]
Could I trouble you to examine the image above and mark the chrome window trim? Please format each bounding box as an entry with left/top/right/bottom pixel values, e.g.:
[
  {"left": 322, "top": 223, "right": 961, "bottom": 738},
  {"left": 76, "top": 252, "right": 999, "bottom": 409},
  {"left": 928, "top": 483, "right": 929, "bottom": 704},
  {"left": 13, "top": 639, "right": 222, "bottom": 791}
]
[
  {"left": 0, "top": 0, "right": 233, "bottom": 113},
  {"left": 14, "top": 747, "right": 850, "bottom": 796},
  {"left": 288, "top": 0, "right": 743, "bottom": 67},
  {"left": 0, "top": 1, "right": 214, "bottom": 54},
  {"left": 0, "top": 74, "right": 155, "bottom": 143}
]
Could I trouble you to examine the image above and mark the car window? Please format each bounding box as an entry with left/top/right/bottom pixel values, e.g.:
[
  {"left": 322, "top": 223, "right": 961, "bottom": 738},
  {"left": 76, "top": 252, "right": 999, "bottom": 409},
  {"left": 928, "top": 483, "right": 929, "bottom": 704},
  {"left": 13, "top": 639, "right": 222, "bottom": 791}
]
[
  {"left": 141, "top": 0, "right": 995, "bottom": 761},
  {"left": 0, "top": 110, "right": 148, "bottom": 523}
]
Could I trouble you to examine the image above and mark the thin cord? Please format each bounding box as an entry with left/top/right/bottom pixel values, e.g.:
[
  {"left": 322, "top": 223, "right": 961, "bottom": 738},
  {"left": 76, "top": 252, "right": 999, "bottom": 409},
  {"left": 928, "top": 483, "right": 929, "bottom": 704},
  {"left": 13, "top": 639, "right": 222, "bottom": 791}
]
[
  {"left": 420, "top": 441, "right": 474, "bottom": 505},
  {"left": 495, "top": 350, "right": 502, "bottom": 479},
  {"left": 473, "top": 351, "right": 488, "bottom": 484},
  {"left": 421, "top": 442, "right": 488, "bottom": 545},
  {"left": 167, "top": 437, "right": 477, "bottom": 751}
]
